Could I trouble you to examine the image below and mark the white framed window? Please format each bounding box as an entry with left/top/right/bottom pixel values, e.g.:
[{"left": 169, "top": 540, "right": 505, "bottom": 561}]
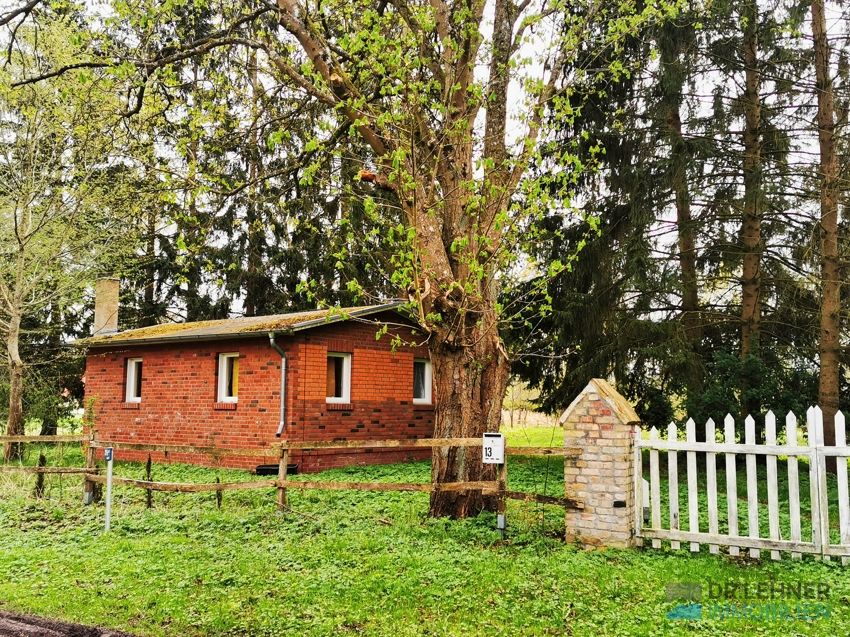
[
  {"left": 413, "top": 359, "right": 432, "bottom": 404},
  {"left": 125, "top": 358, "right": 143, "bottom": 403},
  {"left": 217, "top": 353, "right": 240, "bottom": 403},
  {"left": 326, "top": 353, "right": 352, "bottom": 404}
]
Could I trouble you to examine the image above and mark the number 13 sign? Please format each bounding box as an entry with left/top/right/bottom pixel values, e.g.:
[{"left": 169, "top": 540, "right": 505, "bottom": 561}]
[{"left": 482, "top": 433, "right": 505, "bottom": 464}]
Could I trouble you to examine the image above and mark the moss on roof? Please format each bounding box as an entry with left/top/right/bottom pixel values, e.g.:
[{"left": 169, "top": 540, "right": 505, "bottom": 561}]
[{"left": 78, "top": 303, "right": 406, "bottom": 347}]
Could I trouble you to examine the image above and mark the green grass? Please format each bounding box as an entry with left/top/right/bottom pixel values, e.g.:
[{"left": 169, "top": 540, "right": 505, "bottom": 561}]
[
  {"left": 0, "top": 433, "right": 848, "bottom": 636},
  {"left": 503, "top": 422, "right": 563, "bottom": 447}
]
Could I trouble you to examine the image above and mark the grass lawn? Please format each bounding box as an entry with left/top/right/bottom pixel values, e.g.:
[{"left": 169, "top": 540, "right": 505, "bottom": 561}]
[
  {"left": 0, "top": 432, "right": 848, "bottom": 636},
  {"left": 502, "top": 422, "right": 563, "bottom": 447}
]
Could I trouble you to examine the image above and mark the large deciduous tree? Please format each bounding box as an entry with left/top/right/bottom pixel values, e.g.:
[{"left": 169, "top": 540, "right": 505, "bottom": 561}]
[
  {"left": 267, "top": 0, "right": 671, "bottom": 516},
  {"left": 0, "top": 18, "right": 137, "bottom": 459}
]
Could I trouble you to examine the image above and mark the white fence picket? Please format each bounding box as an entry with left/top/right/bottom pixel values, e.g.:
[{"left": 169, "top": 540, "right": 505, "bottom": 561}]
[
  {"left": 786, "top": 411, "right": 802, "bottom": 560},
  {"left": 667, "top": 422, "right": 680, "bottom": 550},
  {"left": 744, "top": 415, "right": 760, "bottom": 559},
  {"left": 765, "top": 411, "right": 780, "bottom": 560},
  {"left": 835, "top": 412, "right": 850, "bottom": 566},
  {"left": 649, "top": 426, "right": 661, "bottom": 548},
  {"left": 686, "top": 418, "right": 699, "bottom": 552},
  {"left": 816, "top": 407, "right": 831, "bottom": 561},
  {"left": 705, "top": 418, "right": 718, "bottom": 555},
  {"left": 724, "top": 414, "right": 740, "bottom": 557},
  {"left": 633, "top": 427, "right": 643, "bottom": 547},
  {"left": 806, "top": 407, "right": 822, "bottom": 557}
]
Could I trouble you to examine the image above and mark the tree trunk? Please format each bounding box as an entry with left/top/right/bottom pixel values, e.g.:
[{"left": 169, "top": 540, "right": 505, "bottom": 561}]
[
  {"left": 812, "top": 0, "right": 840, "bottom": 459},
  {"left": 429, "top": 311, "right": 510, "bottom": 517},
  {"left": 40, "top": 302, "right": 61, "bottom": 436},
  {"left": 184, "top": 64, "right": 205, "bottom": 323},
  {"left": 740, "top": 0, "right": 763, "bottom": 421},
  {"left": 659, "top": 22, "right": 703, "bottom": 432},
  {"left": 669, "top": 107, "right": 702, "bottom": 405},
  {"left": 39, "top": 418, "right": 57, "bottom": 436},
  {"left": 5, "top": 309, "right": 25, "bottom": 461},
  {"left": 140, "top": 208, "right": 158, "bottom": 327}
]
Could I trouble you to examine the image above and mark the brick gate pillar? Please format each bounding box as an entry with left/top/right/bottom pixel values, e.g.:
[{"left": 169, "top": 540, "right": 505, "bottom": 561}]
[{"left": 560, "top": 378, "right": 640, "bottom": 548}]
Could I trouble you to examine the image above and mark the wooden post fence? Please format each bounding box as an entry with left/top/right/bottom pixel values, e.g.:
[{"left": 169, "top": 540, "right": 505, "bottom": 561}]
[{"left": 2, "top": 433, "right": 585, "bottom": 537}]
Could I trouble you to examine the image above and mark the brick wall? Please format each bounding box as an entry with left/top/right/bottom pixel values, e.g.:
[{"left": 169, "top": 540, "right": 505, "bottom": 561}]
[
  {"left": 285, "top": 317, "right": 433, "bottom": 471},
  {"left": 84, "top": 314, "right": 434, "bottom": 471},
  {"left": 560, "top": 378, "right": 639, "bottom": 548}
]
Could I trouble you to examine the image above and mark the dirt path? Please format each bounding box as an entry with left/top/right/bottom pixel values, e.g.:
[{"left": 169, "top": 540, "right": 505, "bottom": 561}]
[{"left": 0, "top": 611, "right": 134, "bottom": 637}]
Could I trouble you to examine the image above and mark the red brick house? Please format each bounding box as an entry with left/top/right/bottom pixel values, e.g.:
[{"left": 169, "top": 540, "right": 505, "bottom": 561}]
[{"left": 80, "top": 282, "right": 434, "bottom": 472}]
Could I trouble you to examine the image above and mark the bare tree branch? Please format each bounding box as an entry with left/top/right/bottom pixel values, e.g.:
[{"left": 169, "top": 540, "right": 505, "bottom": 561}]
[{"left": 0, "top": 0, "right": 41, "bottom": 28}]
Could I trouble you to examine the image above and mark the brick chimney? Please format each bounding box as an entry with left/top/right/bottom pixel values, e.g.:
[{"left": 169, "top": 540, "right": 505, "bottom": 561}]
[{"left": 93, "top": 277, "right": 119, "bottom": 335}]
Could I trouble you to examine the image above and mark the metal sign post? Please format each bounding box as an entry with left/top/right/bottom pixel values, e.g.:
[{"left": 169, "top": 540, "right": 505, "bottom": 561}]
[
  {"left": 483, "top": 433, "right": 506, "bottom": 538},
  {"left": 104, "top": 447, "right": 114, "bottom": 532}
]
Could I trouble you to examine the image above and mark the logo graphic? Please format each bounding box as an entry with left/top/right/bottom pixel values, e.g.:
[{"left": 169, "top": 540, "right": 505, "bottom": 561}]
[
  {"left": 666, "top": 582, "right": 702, "bottom": 602},
  {"left": 665, "top": 579, "right": 832, "bottom": 623},
  {"left": 666, "top": 603, "right": 703, "bottom": 621}
]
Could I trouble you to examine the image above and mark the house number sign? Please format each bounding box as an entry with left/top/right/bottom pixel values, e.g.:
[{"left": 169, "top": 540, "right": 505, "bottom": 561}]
[{"left": 482, "top": 432, "right": 505, "bottom": 465}]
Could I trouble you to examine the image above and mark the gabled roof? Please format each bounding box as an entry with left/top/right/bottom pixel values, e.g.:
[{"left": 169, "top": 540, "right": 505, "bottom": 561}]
[
  {"left": 77, "top": 301, "right": 409, "bottom": 348},
  {"left": 559, "top": 378, "right": 640, "bottom": 426}
]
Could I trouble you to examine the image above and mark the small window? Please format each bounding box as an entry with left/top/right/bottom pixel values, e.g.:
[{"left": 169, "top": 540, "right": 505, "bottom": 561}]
[
  {"left": 125, "top": 358, "right": 143, "bottom": 403},
  {"left": 326, "top": 353, "right": 351, "bottom": 404},
  {"left": 413, "top": 359, "right": 432, "bottom": 404},
  {"left": 217, "top": 353, "right": 239, "bottom": 403}
]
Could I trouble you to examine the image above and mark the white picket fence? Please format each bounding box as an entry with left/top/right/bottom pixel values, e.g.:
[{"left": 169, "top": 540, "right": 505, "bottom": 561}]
[{"left": 634, "top": 406, "right": 850, "bottom": 562}]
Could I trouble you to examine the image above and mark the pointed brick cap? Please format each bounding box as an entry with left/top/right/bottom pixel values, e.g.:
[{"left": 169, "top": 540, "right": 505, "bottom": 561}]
[{"left": 559, "top": 378, "right": 640, "bottom": 426}]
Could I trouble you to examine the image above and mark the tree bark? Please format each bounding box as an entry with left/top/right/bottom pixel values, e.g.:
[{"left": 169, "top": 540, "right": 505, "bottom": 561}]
[
  {"left": 669, "top": 105, "right": 702, "bottom": 402},
  {"left": 429, "top": 306, "right": 510, "bottom": 517},
  {"left": 740, "top": 0, "right": 763, "bottom": 421},
  {"left": 812, "top": 0, "right": 840, "bottom": 458},
  {"left": 659, "top": 22, "right": 703, "bottom": 428},
  {"left": 5, "top": 309, "right": 25, "bottom": 461},
  {"left": 39, "top": 302, "right": 61, "bottom": 436},
  {"left": 183, "top": 64, "right": 205, "bottom": 322}
]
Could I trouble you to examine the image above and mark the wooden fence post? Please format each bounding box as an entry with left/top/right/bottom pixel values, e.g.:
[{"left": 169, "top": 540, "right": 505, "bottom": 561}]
[
  {"left": 145, "top": 454, "right": 153, "bottom": 509},
  {"left": 277, "top": 447, "right": 290, "bottom": 511},
  {"left": 82, "top": 430, "right": 96, "bottom": 505},
  {"left": 33, "top": 453, "right": 46, "bottom": 498}
]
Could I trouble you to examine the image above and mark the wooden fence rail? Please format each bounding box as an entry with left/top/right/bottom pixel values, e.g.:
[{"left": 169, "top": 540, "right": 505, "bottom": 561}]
[
  {"left": 277, "top": 438, "right": 581, "bottom": 456},
  {"left": 89, "top": 438, "right": 580, "bottom": 457},
  {"left": 0, "top": 434, "right": 88, "bottom": 494},
  {"left": 82, "top": 473, "right": 583, "bottom": 508},
  {"left": 86, "top": 474, "right": 279, "bottom": 493},
  {"left": 0, "top": 435, "right": 86, "bottom": 443},
  {"left": 89, "top": 440, "right": 278, "bottom": 458},
  {"left": 0, "top": 466, "right": 89, "bottom": 475}
]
